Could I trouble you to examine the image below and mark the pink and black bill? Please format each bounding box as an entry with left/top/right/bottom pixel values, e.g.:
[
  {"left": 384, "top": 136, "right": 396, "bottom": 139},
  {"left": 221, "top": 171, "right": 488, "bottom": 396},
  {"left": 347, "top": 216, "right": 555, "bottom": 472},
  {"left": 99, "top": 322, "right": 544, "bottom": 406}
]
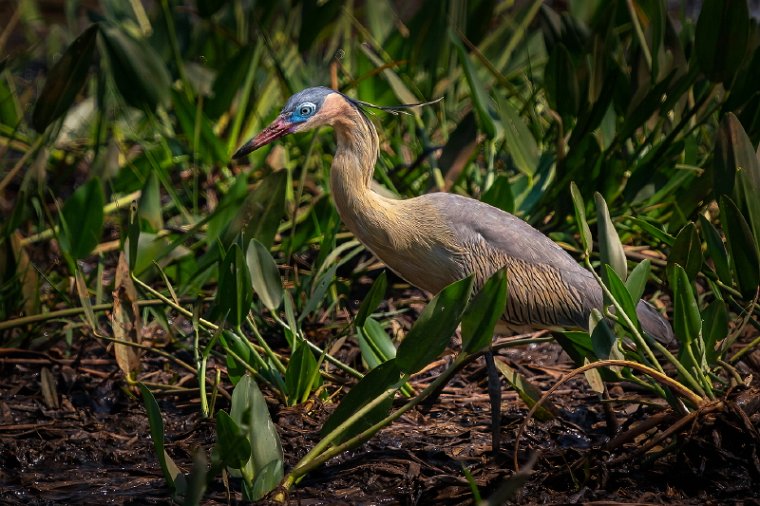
[{"left": 232, "top": 115, "right": 292, "bottom": 159}]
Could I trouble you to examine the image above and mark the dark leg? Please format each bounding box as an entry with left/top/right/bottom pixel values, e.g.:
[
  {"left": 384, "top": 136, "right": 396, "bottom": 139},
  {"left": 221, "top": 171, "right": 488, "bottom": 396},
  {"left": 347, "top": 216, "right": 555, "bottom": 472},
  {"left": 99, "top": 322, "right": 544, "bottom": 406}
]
[{"left": 484, "top": 350, "right": 502, "bottom": 455}]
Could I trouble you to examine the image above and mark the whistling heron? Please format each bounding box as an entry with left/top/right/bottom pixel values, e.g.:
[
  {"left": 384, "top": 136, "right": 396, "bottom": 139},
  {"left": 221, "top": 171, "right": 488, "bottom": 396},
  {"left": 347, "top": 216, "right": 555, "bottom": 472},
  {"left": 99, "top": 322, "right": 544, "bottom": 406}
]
[{"left": 234, "top": 86, "right": 673, "bottom": 451}]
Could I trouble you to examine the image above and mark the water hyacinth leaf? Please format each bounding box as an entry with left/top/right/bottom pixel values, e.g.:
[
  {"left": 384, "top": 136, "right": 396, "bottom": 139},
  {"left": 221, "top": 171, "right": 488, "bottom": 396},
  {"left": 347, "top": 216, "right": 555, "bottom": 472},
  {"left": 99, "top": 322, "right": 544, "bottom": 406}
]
[
  {"left": 671, "top": 264, "right": 701, "bottom": 347},
  {"left": 139, "top": 383, "right": 185, "bottom": 491},
  {"left": 720, "top": 196, "right": 760, "bottom": 299},
  {"left": 451, "top": 32, "right": 498, "bottom": 139},
  {"left": 695, "top": 0, "right": 749, "bottom": 84},
  {"left": 358, "top": 317, "right": 396, "bottom": 369},
  {"left": 222, "top": 170, "right": 287, "bottom": 250},
  {"left": 604, "top": 264, "right": 639, "bottom": 330},
  {"left": 625, "top": 259, "right": 651, "bottom": 303},
  {"left": 213, "top": 244, "right": 253, "bottom": 327},
  {"left": 495, "top": 95, "right": 539, "bottom": 177},
  {"left": 284, "top": 345, "right": 319, "bottom": 405},
  {"left": 493, "top": 359, "right": 556, "bottom": 421},
  {"left": 461, "top": 268, "right": 507, "bottom": 354},
  {"left": 595, "top": 193, "right": 627, "bottom": 281},
  {"left": 714, "top": 113, "right": 760, "bottom": 251},
  {"left": 246, "top": 239, "right": 283, "bottom": 311},
  {"left": 32, "top": 24, "right": 98, "bottom": 132},
  {"left": 321, "top": 359, "right": 402, "bottom": 442},
  {"left": 354, "top": 270, "right": 387, "bottom": 328},
  {"left": 215, "top": 410, "right": 252, "bottom": 469},
  {"left": 99, "top": 24, "right": 171, "bottom": 110},
  {"left": 138, "top": 171, "right": 162, "bottom": 232},
  {"left": 59, "top": 177, "right": 104, "bottom": 260},
  {"left": 698, "top": 214, "right": 732, "bottom": 285},
  {"left": 703, "top": 299, "right": 728, "bottom": 365},
  {"left": 397, "top": 276, "right": 473, "bottom": 374},
  {"left": 544, "top": 43, "right": 579, "bottom": 120},
  {"left": 230, "top": 375, "right": 284, "bottom": 499},
  {"left": 570, "top": 182, "right": 592, "bottom": 255},
  {"left": 481, "top": 175, "right": 515, "bottom": 214},
  {"left": 667, "top": 223, "right": 703, "bottom": 283}
]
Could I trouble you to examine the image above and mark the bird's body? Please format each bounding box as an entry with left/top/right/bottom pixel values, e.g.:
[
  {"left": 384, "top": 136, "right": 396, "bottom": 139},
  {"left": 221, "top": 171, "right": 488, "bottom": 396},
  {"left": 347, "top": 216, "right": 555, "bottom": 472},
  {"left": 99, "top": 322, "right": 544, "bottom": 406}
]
[{"left": 235, "top": 87, "right": 672, "bottom": 342}]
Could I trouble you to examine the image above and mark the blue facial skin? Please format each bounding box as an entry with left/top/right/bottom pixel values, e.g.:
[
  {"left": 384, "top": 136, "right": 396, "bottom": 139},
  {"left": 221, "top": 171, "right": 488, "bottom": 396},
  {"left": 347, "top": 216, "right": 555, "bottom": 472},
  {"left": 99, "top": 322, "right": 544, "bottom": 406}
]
[{"left": 281, "top": 86, "right": 334, "bottom": 123}]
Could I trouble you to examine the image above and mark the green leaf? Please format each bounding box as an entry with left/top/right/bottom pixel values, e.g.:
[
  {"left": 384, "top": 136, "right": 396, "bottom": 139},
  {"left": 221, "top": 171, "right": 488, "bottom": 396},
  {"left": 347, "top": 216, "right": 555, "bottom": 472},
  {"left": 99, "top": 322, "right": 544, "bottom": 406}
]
[
  {"left": 481, "top": 175, "right": 515, "bottom": 214},
  {"left": 721, "top": 196, "right": 760, "bottom": 299},
  {"left": 603, "top": 265, "right": 639, "bottom": 331},
  {"left": 397, "top": 276, "right": 473, "bottom": 374},
  {"left": 99, "top": 24, "right": 171, "bottom": 110},
  {"left": 299, "top": 263, "right": 339, "bottom": 321},
  {"left": 358, "top": 317, "right": 397, "bottom": 369},
  {"left": 246, "top": 239, "right": 283, "bottom": 311},
  {"left": 695, "top": 0, "right": 749, "bottom": 84},
  {"left": 583, "top": 357, "right": 605, "bottom": 394},
  {"left": 698, "top": 215, "right": 732, "bottom": 286},
  {"left": 451, "top": 32, "right": 498, "bottom": 139},
  {"left": 625, "top": 259, "right": 651, "bottom": 303},
  {"left": 555, "top": 331, "right": 595, "bottom": 365},
  {"left": 138, "top": 171, "right": 162, "bottom": 232},
  {"left": 570, "top": 182, "right": 593, "bottom": 256},
  {"left": 671, "top": 264, "right": 702, "bottom": 347},
  {"left": 230, "top": 375, "right": 284, "bottom": 499},
  {"left": 354, "top": 271, "right": 387, "bottom": 328},
  {"left": 284, "top": 345, "right": 318, "bottom": 405},
  {"left": 215, "top": 410, "right": 252, "bottom": 469},
  {"left": 321, "top": 360, "right": 402, "bottom": 442},
  {"left": 589, "top": 308, "right": 617, "bottom": 360},
  {"left": 627, "top": 216, "right": 675, "bottom": 246},
  {"left": 222, "top": 170, "right": 287, "bottom": 250},
  {"left": 595, "top": 192, "right": 627, "bottom": 281},
  {"left": 495, "top": 95, "right": 538, "bottom": 177},
  {"left": 544, "top": 43, "right": 580, "bottom": 119},
  {"left": 171, "top": 88, "right": 228, "bottom": 163},
  {"left": 213, "top": 244, "right": 252, "bottom": 327},
  {"left": 59, "top": 177, "right": 105, "bottom": 260},
  {"left": 461, "top": 268, "right": 508, "bottom": 354},
  {"left": 667, "top": 223, "right": 703, "bottom": 283},
  {"left": 493, "top": 359, "right": 556, "bottom": 421},
  {"left": 703, "top": 299, "right": 728, "bottom": 365},
  {"left": 139, "top": 383, "right": 185, "bottom": 490},
  {"left": 184, "top": 449, "right": 208, "bottom": 506},
  {"left": 32, "top": 24, "right": 98, "bottom": 132}
]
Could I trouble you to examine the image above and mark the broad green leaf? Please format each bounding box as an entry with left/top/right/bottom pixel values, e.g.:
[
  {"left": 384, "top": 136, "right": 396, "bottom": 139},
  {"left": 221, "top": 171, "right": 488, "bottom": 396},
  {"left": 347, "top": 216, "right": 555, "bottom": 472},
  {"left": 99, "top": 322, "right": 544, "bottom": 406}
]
[
  {"left": 250, "top": 460, "right": 284, "bottom": 502},
  {"left": 495, "top": 95, "right": 539, "bottom": 177},
  {"left": 215, "top": 410, "right": 252, "bottom": 469},
  {"left": 583, "top": 357, "right": 605, "bottom": 394},
  {"left": 354, "top": 271, "right": 387, "bottom": 328},
  {"left": 230, "top": 375, "right": 284, "bottom": 499},
  {"left": 99, "top": 24, "right": 171, "bottom": 110},
  {"left": 59, "top": 177, "right": 104, "bottom": 260},
  {"left": 284, "top": 345, "right": 319, "bottom": 405},
  {"left": 698, "top": 215, "right": 732, "bottom": 285},
  {"left": 397, "top": 276, "right": 474, "bottom": 374},
  {"left": 481, "top": 175, "right": 515, "bottom": 214},
  {"left": 246, "top": 239, "right": 283, "bottom": 311},
  {"left": 139, "top": 383, "right": 185, "bottom": 491},
  {"left": 695, "top": 0, "right": 749, "bottom": 84},
  {"left": 358, "top": 317, "right": 397, "bottom": 369},
  {"left": 604, "top": 265, "right": 639, "bottom": 330},
  {"left": 222, "top": 170, "right": 287, "bottom": 250},
  {"left": 595, "top": 193, "right": 627, "bottom": 281},
  {"left": 461, "top": 268, "right": 508, "bottom": 354},
  {"left": 321, "top": 360, "right": 402, "bottom": 442},
  {"left": 625, "top": 259, "right": 651, "bottom": 303},
  {"left": 493, "top": 359, "right": 556, "bottom": 421},
  {"left": 555, "top": 331, "right": 595, "bottom": 365},
  {"left": 451, "top": 32, "right": 498, "bottom": 139},
  {"left": 544, "top": 43, "right": 579, "bottom": 120},
  {"left": 671, "top": 264, "right": 701, "bottom": 347},
  {"left": 32, "top": 24, "right": 98, "bottom": 132},
  {"left": 212, "top": 244, "right": 252, "bottom": 327},
  {"left": 299, "top": 263, "right": 339, "bottom": 321},
  {"left": 0, "top": 75, "right": 20, "bottom": 127},
  {"left": 667, "top": 223, "right": 703, "bottom": 283},
  {"left": 127, "top": 232, "right": 192, "bottom": 277},
  {"left": 721, "top": 196, "right": 760, "bottom": 298},
  {"left": 589, "top": 308, "right": 617, "bottom": 360},
  {"left": 703, "top": 299, "right": 728, "bottom": 365},
  {"left": 714, "top": 113, "right": 760, "bottom": 252},
  {"left": 138, "top": 171, "right": 162, "bottom": 232},
  {"left": 570, "top": 182, "right": 592, "bottom": 255}
]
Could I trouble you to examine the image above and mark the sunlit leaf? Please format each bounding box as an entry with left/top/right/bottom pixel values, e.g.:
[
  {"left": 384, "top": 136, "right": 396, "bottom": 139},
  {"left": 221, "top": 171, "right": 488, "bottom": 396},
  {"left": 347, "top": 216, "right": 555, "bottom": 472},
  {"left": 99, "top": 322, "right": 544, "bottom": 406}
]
[
  {"left": 625, "top": 259, "right": 651, "bottom": 303},
  {"left": 603, "top": 265, "right": 639, "bottom": 330},
  {"left": 595, "top": 193, "right": 627, "bottom": 281},
  {"left": 246, "top": 239, "right": 283, "bottom": 311},
  {"left": 358, "top": 317, "right": 396, "bottom": 369},
  {"left": 495, "top": 95, "right": 538, "bottom": 177},
  {"left": 354, "top": 271, "right": 387, "bottom": 328},
  {"left": 461, "top": 268, "right": 507, "bottom": 354},
  {"left": 138, "top": 171, "right": 162, "bottom": 232},
  {"left": 570, "top": 182, "right": 592, "bottom": 256}
]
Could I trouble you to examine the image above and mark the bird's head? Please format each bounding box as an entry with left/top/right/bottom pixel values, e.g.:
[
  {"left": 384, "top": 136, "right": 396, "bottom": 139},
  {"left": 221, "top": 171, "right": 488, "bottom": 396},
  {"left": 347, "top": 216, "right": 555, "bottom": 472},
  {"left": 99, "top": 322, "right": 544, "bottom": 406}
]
[{"left": 233, "top": 86, "right": 342, "bottom": 159}]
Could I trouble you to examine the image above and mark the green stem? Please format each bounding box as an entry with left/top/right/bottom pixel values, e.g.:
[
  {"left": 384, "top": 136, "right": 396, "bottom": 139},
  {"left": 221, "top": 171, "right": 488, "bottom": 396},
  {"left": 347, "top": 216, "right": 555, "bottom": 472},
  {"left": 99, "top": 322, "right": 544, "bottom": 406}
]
[{"left": 626, "top": 0, "right": 652, "bottom": 71}]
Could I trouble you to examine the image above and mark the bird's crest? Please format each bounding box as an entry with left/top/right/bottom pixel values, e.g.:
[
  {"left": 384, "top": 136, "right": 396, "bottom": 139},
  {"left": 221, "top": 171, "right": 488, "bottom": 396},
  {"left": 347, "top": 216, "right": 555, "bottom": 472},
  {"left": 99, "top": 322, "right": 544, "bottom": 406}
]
[{"left": 348, "top": 96, "right": 444, "bottom": 116}]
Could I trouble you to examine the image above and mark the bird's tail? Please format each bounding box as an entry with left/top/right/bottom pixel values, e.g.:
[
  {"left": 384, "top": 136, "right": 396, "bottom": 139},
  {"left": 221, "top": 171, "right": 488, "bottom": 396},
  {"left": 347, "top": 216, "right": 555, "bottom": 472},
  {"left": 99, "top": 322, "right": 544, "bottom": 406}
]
[{"left": 636, "top": 300, "right": 674, "bottom": 344}]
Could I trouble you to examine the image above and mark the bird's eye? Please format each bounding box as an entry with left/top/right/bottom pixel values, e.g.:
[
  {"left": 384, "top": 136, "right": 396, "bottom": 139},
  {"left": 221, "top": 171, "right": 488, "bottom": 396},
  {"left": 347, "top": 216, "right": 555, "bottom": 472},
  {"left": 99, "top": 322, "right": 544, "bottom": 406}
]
[{"left": 297, "top": 102, "right": 316, "bottom": 118}]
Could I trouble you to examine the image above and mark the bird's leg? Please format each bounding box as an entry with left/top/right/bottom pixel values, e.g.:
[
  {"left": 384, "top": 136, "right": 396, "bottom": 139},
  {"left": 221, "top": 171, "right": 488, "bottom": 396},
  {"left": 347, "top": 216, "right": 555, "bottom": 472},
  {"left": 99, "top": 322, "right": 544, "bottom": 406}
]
[{"left": 484, "top": 350, "right": 502, "bottom": 455}]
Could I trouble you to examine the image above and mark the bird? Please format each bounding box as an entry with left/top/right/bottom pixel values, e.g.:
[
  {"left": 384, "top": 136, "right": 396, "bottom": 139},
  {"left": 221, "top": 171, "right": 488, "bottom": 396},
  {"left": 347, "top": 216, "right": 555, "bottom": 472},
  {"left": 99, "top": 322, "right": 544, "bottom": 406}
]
[{"left": 233, "top": 86, "right": 673, "bottom": 452}]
